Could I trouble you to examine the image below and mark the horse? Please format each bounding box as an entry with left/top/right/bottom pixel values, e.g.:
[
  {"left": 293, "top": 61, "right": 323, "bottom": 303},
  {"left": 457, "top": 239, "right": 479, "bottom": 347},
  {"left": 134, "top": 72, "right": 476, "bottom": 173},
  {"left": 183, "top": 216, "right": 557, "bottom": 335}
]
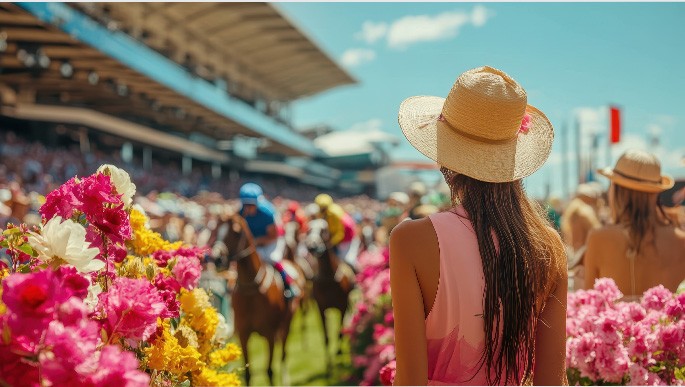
[
  {"left": 283, "top": 221, "right": 317, "bottom": 348},
  {"left": 304, "top": 218, "right": 356, "bottom": 374},
  {"left": 215, "top": 214, "right": 305, "bottom": 386}
]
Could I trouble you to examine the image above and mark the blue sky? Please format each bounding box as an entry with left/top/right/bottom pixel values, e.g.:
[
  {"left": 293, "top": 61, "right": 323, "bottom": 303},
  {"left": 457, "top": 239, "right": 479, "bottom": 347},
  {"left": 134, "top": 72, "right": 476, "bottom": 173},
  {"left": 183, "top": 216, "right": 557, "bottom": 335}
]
[{"left": 277, "top": 2, "right": 685, "bottom": 198}]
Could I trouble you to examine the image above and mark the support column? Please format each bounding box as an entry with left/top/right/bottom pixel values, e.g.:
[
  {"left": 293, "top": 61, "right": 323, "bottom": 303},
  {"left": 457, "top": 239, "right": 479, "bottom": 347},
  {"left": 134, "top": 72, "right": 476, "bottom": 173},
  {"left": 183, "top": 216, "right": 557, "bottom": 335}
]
[
  {"left": 212, "top": 163, "right": 222, "bottom": 179},
  {"left": 143, "top": 146, "right": 152, "bottom": 171},
  {"left": 182, "top": 155, "right": 192, "bottom": 176}
]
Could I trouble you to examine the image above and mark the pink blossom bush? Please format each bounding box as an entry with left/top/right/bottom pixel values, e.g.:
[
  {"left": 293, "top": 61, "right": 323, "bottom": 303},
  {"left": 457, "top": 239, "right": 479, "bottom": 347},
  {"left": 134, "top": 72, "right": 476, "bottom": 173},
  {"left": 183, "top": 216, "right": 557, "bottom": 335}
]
[
  {"left": 567, "top": 278, "right": 685, "bottom": 385},
  {"left": 345, "top": 247, "right": 396, "bottom": 386}
]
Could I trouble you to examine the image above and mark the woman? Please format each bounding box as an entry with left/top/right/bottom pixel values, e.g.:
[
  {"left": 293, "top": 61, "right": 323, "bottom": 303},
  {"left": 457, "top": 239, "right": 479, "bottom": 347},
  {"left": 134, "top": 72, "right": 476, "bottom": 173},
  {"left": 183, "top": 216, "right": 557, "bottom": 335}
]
[
  {"left": 391, "top": 66, "right": 568, "bottom": 385},
  {"left": 561, "top": 183, "right": 602, "bottom": 290},
  {"left": 584, "top": 150, "right": 685, "bottom": 298}
]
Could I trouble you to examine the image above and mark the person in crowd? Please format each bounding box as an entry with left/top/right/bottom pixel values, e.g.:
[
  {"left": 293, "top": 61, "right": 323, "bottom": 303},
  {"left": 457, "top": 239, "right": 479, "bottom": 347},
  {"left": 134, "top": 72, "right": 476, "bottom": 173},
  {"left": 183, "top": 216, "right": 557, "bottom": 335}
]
[
  {"left": 562, "top": 183, "right": 602, "bottom": 290},
  {"left": 407, "top": 182, "right": 439, "bottom": 220},
  {"left": 390, "top": 66, "right": 567, "bottom": 385},
  {"left": 238, "top": 183, "right": 296, "bottom": 298},
  {"left": 584, "top": 150, "right": 685, "bottom": 298},
  {"left": 314, "top": 193, "right": 358, "bottom": 267}
]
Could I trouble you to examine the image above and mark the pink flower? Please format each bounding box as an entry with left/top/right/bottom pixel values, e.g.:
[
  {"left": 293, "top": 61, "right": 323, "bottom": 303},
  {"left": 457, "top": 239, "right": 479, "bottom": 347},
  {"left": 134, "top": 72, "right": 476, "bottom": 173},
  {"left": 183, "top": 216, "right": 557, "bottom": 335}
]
[
  {"left": 594, "top": 277, "right": 624, "bottom": 303},
  {"left": 39, "top": 319, "right": 100, "bottom": 386},
  {"left": 665, "top": 294, "right": 685, "bottom": 319},
  {"left": 98, "top": 277, "right": 166, "bottom": 342},
  {"left": 518, "top": 113, "right": 532, "bottom": 134},
  {"left": 85, "top": 345, "right": 150, "bottom": 387},
  {"left": 658, "top": 324, "right": 683, "bottom": 352},
  {"left": 621, "top": 302, "right": 647, "bottom": 322},
  {"left": 379, "top": 360, "right": 396, "bottom": 386},
  {"left": 641, "top": 285, "right": 672, "bottom": 311},
  {"left": 172, "top": 256, "right": 202, "bottom": 290}
]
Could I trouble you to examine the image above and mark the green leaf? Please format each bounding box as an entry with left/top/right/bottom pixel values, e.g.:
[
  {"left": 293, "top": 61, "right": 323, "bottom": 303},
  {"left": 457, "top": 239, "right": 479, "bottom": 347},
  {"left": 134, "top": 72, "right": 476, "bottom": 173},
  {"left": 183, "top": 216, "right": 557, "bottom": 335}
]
[
  {"left": 17, "top": 243, "right": 34, "bottom": 256},
  {"left": 178, "top": 379, "right": 191, "bottom": 387},
  {"left": 675, "top": 367, "right": 685, "bottom": 381}
]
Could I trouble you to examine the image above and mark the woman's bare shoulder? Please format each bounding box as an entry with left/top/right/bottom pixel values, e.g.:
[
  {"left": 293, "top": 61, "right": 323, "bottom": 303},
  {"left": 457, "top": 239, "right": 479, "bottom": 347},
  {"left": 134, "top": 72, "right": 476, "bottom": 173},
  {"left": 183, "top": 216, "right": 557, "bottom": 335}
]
[{"left": 389, "top": 217, "right": 438, "bottom": 262}]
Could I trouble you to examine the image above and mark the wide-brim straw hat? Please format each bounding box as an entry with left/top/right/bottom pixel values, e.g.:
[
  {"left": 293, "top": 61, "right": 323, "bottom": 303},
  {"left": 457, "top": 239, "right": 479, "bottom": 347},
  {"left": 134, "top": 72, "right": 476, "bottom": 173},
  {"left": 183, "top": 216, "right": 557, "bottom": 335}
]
[
  {"left": 398, "top": 66, "right": 554, "bottom": 183},
  {"left": 597, "top": 149, "right": 674, "bottom": 193}
]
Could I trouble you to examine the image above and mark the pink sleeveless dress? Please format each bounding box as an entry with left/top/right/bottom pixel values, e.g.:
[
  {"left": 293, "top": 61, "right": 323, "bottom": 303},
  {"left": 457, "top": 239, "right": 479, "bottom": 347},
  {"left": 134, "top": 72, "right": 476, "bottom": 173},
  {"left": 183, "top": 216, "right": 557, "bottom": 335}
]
[{"left": 426, "top": 208, "right": 518, "bottom": 385}]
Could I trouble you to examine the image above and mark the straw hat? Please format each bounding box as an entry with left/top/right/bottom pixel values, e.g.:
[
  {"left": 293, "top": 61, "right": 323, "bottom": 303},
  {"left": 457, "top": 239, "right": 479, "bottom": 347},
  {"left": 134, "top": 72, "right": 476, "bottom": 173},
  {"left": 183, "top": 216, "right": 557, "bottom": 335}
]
[
  {"left": 398, "top": 66, "right": 554, "bottom": 183},
  {"left": 597, "top": 149, "right": 674, "bottom": 193}
]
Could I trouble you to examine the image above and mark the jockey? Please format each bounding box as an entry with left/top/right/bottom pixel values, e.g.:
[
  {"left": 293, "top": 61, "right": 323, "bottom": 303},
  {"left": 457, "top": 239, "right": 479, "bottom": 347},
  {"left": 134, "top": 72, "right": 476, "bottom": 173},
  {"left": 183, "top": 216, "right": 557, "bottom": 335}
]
[
  {"left": 314, "top": 194, "right": 358, "bottom": 268},
  {"left": 282, "top": 200, "right": 309, "bottom": 235},
  {"left": 239, "top": 183, "right": 297, "bottom": 299}
]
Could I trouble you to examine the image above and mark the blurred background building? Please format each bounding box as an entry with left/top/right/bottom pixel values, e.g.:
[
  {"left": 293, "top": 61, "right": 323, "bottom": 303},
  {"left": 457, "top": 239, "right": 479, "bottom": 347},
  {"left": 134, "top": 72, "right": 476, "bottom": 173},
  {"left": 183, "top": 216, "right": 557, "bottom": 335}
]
[{"left": 0, "top": 2, "right": 401, "bottom": 198}]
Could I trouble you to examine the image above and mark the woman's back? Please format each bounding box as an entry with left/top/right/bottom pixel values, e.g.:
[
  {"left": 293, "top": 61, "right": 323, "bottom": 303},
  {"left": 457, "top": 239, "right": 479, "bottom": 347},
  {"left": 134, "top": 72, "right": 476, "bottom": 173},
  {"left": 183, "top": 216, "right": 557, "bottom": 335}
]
[
  {"left": 585, "top": 223, "right": 685, "bottom": 295},
  {"left": 424, "top": 209, "right": 505, "bottom": 385}
]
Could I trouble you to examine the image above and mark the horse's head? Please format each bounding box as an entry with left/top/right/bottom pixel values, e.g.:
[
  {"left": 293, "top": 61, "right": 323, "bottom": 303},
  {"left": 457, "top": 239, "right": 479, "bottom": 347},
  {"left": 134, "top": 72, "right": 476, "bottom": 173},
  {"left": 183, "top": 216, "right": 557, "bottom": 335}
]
[
  {"left": 304, "top": 218, "right": 330, "bottom": 257},
  {"left": 213, "top": 214, "right": 254, "bottom": 267}
]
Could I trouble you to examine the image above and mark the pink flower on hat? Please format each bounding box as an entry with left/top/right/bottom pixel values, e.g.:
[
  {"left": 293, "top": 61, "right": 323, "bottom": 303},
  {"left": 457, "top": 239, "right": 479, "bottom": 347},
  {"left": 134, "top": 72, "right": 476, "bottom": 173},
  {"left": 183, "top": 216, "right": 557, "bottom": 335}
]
[{"left": 519, "top": 113, "right": 532, "bottom": 134}]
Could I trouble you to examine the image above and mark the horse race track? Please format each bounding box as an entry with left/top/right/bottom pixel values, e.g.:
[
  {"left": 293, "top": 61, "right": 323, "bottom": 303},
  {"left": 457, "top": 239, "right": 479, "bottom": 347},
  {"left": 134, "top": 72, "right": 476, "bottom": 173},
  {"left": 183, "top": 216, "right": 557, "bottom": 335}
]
[{"left": 238, "top": 300, "right": 353, "bottom": 386}]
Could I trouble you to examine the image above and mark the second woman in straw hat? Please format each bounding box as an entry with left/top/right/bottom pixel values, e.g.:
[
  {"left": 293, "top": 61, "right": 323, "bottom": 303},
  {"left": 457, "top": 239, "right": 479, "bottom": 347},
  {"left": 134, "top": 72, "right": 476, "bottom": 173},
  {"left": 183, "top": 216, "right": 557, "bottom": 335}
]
[
  {"left": 584, "top": 149, "right": 685, "bottom": 299},
  {"left": 390, "top": 66, "right": 567, "bottom": 385}
]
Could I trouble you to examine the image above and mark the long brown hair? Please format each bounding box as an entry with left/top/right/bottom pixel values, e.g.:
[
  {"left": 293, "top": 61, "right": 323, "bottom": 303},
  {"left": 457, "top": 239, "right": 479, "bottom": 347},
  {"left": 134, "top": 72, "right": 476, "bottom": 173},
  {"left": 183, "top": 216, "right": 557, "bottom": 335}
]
[
  {"left": 609, "top": 183, "right": 673, "bottom": 256},
  {"left": 442, "top": 167, "right": 564, "bottom": 384}
]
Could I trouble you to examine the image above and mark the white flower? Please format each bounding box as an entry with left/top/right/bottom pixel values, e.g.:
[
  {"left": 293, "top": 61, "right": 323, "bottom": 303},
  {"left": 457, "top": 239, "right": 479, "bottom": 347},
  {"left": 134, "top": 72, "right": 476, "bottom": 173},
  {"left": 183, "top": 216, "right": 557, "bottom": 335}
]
[
  {"left": 84, "top": 282, "right": 102, "bottom": 312},
  {"left": 28, "top": 216, "right": 104, "bottom": 273},
  {"left": 97, "top": 164, "right": 136, "bottom": 207}
]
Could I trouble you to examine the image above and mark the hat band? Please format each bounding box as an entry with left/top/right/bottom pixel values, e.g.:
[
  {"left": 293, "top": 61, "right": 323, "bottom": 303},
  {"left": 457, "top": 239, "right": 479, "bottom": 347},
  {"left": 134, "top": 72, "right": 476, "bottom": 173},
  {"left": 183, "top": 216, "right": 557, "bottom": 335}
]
[
  {"left": 438, "top": 114, "right": 517, "bottom": 145},
  {"left": 613, "top": 169, "right": 661, "bottom": 184}
]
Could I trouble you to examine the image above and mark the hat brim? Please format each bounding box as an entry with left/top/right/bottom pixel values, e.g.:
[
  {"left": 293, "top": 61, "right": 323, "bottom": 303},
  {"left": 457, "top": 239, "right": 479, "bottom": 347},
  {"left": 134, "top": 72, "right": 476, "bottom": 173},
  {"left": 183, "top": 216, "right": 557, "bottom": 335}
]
[
  {"left": 597, "top": 167, "right": 674, "bottom": 193},
  {"left": 398, "top": 96, "right": 554, "bottom": 183}
]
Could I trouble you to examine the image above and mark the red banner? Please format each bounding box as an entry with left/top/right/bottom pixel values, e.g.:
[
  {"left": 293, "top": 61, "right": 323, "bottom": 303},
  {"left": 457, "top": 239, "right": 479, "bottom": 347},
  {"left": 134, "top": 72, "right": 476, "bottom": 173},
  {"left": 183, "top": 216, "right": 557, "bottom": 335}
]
[{"left": 610, "top": 106, "right": 621, "bottom": 144}]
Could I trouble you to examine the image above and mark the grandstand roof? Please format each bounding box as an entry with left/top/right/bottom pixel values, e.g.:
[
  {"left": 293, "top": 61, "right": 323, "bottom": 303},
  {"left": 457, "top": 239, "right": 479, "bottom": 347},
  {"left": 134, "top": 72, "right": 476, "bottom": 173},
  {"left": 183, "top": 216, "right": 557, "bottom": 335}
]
[
  {"left": 74, "top": 2, "right": 355, "bottom": 102},
  {"left": 0, "top": 2, "right": 353, "bottom": 157}
]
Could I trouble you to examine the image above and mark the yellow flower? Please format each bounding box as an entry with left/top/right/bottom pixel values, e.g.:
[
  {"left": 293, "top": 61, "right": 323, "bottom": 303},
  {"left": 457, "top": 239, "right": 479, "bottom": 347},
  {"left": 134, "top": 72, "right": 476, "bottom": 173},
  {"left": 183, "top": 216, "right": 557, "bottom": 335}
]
[
  {"left": 209, "top": 343, "right": 242, "bottom": 368},
  {"left": 129, "top": 208, "right": 182, "bottom": 256},
  {"left": 179, "top": 288, "right": 220, "bottom": 356},
  {"left": 144, "top": 320, "right": 204, "bottom": 375},
  {"left": 193, "top": 367, "right": 241, "bottom": 386}
]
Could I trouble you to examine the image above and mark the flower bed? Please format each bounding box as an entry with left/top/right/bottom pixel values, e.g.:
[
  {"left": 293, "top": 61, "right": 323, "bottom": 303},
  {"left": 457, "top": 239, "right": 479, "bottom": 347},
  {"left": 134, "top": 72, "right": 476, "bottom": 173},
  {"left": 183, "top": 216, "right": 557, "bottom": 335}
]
[
  {"left": 0, "top": 165, "right": 241, "bottom": 386},
  {"left": 567, "top": 278, "right": 685, "bottom": 385},
  {"left": 344, "top": 247, "right": 396, "bottom": 386}
]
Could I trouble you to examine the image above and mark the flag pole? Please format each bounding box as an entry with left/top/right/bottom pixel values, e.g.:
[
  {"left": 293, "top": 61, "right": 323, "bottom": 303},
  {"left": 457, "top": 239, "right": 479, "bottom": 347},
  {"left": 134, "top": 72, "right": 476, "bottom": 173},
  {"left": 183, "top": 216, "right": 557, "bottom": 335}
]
[
  {"left": 575, "top": 112, "right": 582, "bottom": 186},
  {"left": 562, "top": 120, "right": 569, "bottom": 200}
]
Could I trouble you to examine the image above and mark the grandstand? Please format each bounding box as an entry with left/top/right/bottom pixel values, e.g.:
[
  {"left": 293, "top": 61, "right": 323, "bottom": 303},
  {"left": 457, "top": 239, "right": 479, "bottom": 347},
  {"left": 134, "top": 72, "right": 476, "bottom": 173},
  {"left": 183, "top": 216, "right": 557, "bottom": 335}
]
[{"left": 0, "top": 2, "right": 393, "bottom": 197}]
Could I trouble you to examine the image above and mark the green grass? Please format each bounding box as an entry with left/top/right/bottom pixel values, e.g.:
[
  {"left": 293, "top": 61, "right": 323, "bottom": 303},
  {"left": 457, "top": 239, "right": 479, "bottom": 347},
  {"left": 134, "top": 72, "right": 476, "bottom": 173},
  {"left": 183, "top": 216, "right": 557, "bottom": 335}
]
[{"left": 234, "top": 301, "right": 354, "bottom": 386}]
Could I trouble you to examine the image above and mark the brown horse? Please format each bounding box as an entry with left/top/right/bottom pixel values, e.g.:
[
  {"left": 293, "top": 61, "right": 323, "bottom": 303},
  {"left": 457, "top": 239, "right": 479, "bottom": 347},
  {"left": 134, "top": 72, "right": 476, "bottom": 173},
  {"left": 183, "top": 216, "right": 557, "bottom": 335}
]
[
  {"left": 216, "top": 214, "right": 304, "bottom": 386},
  {"left": 283, "top": 221, "right": 317, "bottom": 348},
  {"left": 304, "top": 218, "right": 356, "bottom": 373}
]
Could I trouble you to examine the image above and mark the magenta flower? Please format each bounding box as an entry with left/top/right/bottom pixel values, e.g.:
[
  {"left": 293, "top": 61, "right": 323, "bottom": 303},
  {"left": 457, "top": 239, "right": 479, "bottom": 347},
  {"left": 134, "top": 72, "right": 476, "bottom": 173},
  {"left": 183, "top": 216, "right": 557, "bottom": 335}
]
[
  {"left": 379, "top": 360, "right": 396, "bottom": 386},
  {"left": 98, "top": 277, "right": 166, "bottom": 342},
  {"left": 40, "top": 177, "right": 82, "bottom": 220}
]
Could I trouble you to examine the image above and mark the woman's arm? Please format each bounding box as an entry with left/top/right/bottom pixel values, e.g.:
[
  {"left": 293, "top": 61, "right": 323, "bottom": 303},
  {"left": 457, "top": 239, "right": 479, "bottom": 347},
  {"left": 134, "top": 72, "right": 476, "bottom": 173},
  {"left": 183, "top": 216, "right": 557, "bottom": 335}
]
[
  {"left": 533, "top": 267, "right": 568, "bottom": 385},
  {"left": 390, "top": 222, "right": 429, "bottom": 386}
]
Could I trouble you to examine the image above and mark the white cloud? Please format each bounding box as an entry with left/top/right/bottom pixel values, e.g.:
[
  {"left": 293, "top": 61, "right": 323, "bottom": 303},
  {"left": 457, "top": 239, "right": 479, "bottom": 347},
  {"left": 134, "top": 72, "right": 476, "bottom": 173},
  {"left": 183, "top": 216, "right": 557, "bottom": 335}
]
[
  {"left": 352, "top": 6, "right": 493, "bottom": 51},
  {"left": 355, "top": 21, "right": 388, "bottom": 44},
  {"left": 340, "top": 48, "right": 376, "bottom": 67},
  {"left": 471, "top": 5, "right": 491, "bottom": 27},
  {"left": 387, "top": 11, "right": 470, "bottom": 49}
]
